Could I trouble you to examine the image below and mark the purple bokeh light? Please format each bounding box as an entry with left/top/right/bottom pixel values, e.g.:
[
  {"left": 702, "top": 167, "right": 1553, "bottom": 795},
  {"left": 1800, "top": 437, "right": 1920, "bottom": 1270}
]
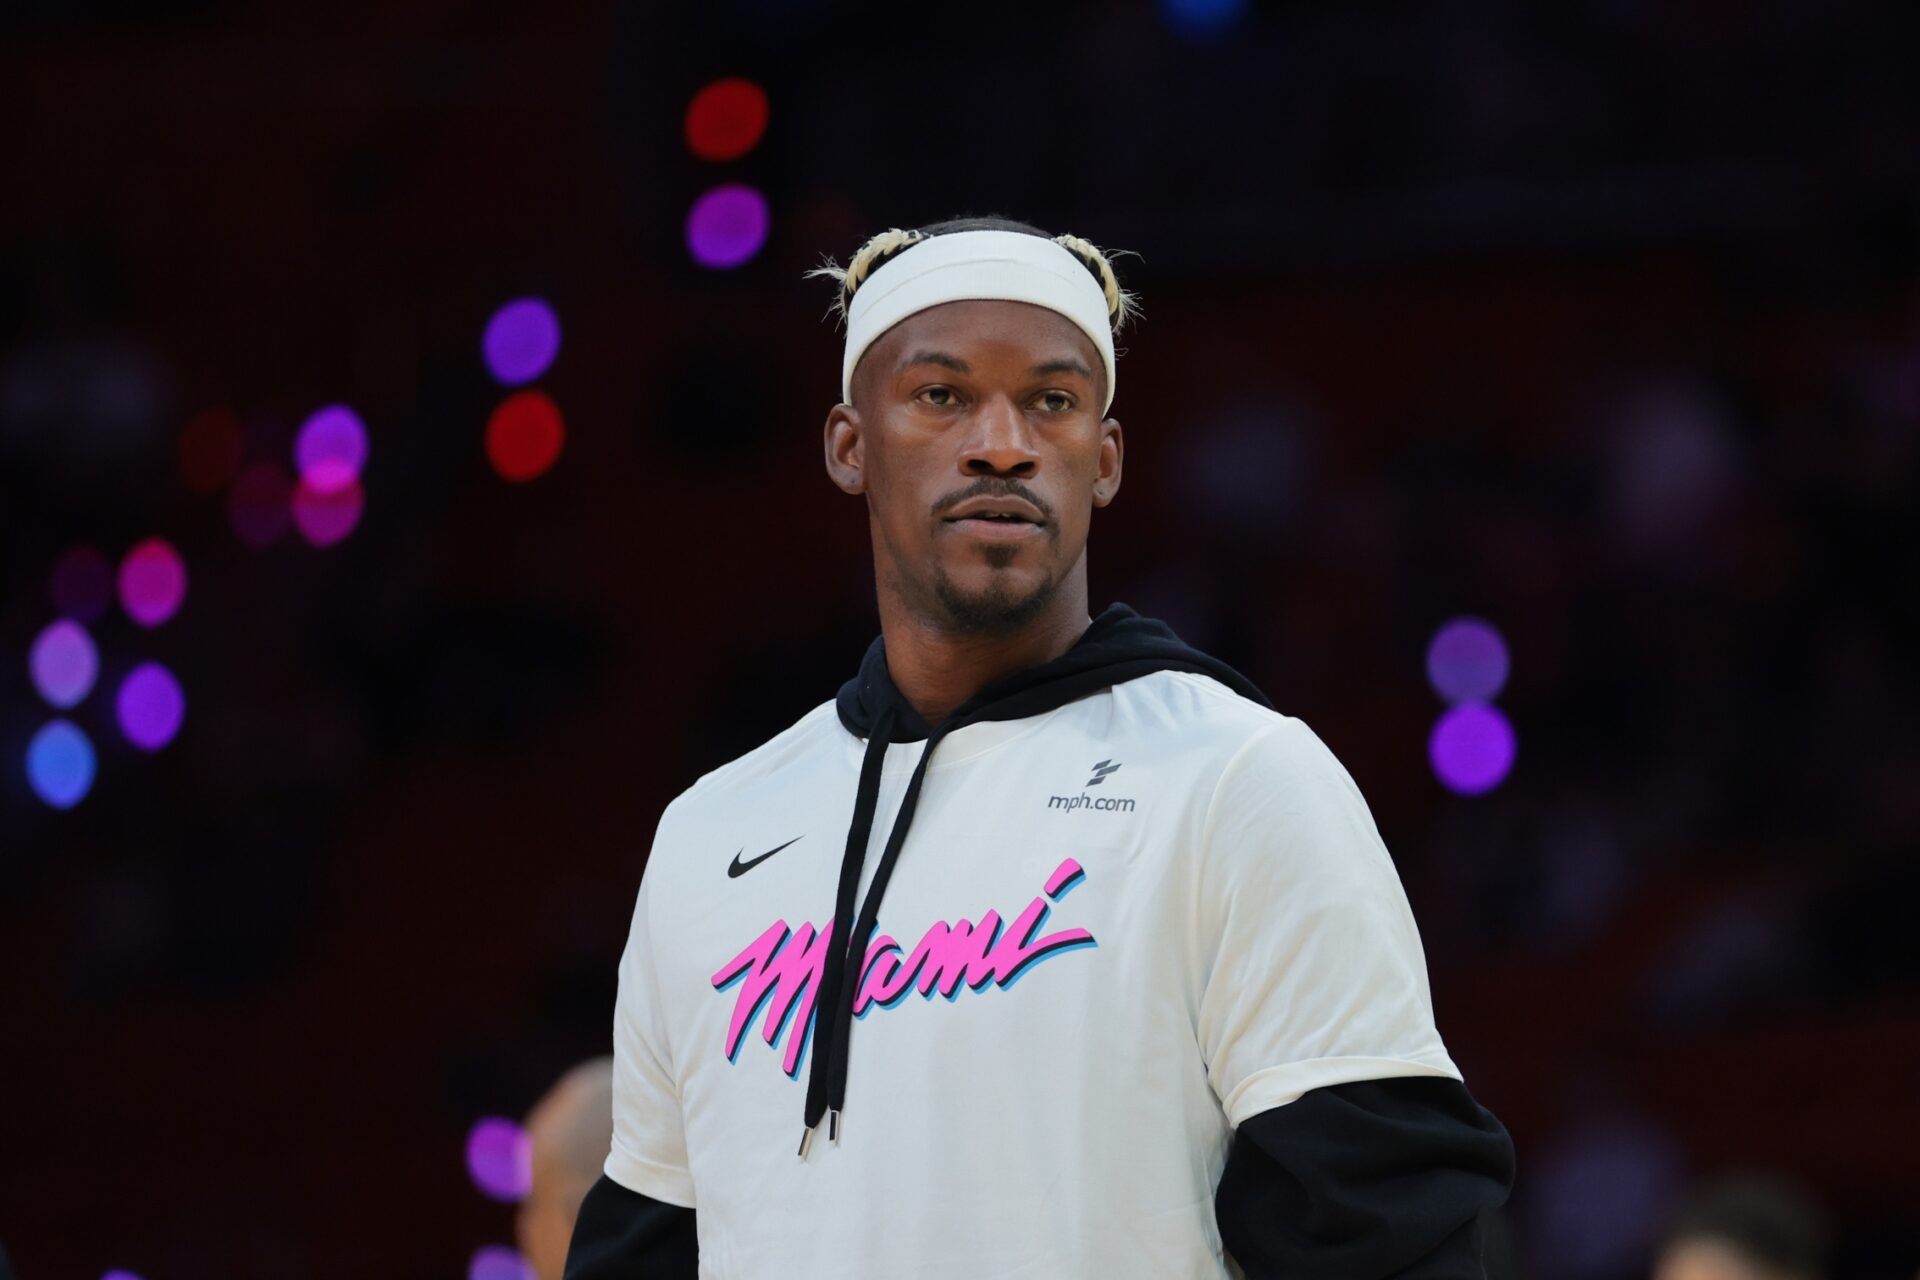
[
  {"left": 51, "top": 544, "right": 113, "bottom": 622},
  {"left": 102, "top": 1271, "right": 145, "bottom": 1280},
  {"left": 28, "top": 718, "right": 96, "bottom": 810},
  {"left": 465, "top": 1116, "right": 532, "bottom": 1202},
  {"left": 1428, "top": 703, "right": 1516, "bottom": 795},
  {"left": 483, "top": 297, "right": 562, "bottom": 386},
  {"left": 117, "top": 537, "right": 187, "bottom": 628},
  {"left": 30, "top": 620, "right": 99, "bottom": 709},
  {"left": 117, "top": 661, "right": 186, "bottom": 752},
  {"left": 295, "top": 403, "right": 369, "bottom": 494},
  {"left": 230, "top": 461, "right": 294, "bottom": 548},
  {"left": 292, "top": 475, "right": 365, "bottom": 547},
  {"left": 469, "top": 1245, "right": 535, "bottom": 1280},
  {"left": 1425, "top": 616, "right": 1510, "bottom": 704},
  {"left": 686, "top": 183, "right": 770, "bottom": 269}
]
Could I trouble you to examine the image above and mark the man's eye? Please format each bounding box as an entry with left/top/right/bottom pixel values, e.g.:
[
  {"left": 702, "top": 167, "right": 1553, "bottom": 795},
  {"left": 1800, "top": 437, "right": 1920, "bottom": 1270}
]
[
  {"left": 1038, "top": 391, "right": 1074, "bottom": 412},
  {"left": 917, "top": 387, "right": 958, "bottom": 407}
]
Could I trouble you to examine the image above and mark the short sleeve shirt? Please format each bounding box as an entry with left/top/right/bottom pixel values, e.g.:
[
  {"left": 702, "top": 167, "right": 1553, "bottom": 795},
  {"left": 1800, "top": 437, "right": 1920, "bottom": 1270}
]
[{"left": 606, "top": 671, "right": 1463, "bottom": 1278}]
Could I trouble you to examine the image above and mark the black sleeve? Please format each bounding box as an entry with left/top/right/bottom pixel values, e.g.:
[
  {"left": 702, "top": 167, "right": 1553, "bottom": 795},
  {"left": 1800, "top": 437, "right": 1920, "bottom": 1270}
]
[
  {"left": 1214, "top": 1075, "right": 1517, "bottom": 1279},
  {"left": 563, "top": 1174, "right": 699, "bottom": 1279}
]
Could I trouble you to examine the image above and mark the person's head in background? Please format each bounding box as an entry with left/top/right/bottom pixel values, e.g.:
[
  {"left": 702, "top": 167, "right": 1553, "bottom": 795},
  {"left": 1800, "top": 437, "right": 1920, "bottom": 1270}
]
[
  {"left": 1650, "top": 1172, "right": 1829, "bottom": 1280},
  {"left": 516, "top": 1056, "right": 615, "bottom": 1280}
]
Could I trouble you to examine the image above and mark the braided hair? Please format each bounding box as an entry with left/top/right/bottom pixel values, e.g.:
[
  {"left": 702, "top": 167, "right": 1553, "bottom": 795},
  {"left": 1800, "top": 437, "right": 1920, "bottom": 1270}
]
[{"left": 803, "top": 214, "right": 1142, "bottom": 337}]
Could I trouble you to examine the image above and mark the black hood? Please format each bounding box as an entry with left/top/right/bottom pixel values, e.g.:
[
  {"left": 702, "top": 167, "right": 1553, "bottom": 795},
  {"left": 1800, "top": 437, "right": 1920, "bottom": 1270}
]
[
  {"left": 836, "top": 600, "right": 1272, "bottom": 742},
  {"left": 798, "top": 601, "right": 1272, "bottom": 1155}
]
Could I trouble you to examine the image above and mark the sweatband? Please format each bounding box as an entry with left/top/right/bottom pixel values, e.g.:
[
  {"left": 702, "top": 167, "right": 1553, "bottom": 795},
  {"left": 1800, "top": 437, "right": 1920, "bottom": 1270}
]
[{"left": 841, "top": 229, "right": 1117, "bottom": 415}]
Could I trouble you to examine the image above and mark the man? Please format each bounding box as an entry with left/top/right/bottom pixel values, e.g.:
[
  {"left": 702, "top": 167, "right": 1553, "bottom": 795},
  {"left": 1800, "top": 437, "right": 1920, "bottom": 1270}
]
[
  {"left": 517, "top": 1056, "right": 617, "bottom": 1280},
  {"left": 566, "top": 215, "right": 1515, "bottom": 1277}
]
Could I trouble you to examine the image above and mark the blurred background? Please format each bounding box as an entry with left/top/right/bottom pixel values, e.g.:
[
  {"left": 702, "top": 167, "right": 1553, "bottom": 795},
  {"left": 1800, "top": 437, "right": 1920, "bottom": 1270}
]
[{"left": 2, "top": 0, "right": 1916, "bottom": 1277}]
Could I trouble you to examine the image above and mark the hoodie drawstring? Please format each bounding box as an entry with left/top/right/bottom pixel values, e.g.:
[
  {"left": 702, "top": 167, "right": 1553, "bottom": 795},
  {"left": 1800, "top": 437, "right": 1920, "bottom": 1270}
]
[{"left": 800, "top": 701, "right": 966, "bottom": 1156}]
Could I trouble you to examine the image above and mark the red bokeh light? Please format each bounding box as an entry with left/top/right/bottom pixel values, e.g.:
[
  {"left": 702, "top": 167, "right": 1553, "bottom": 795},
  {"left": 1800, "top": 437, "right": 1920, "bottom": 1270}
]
[
  {"left": 117, "top": 537, "right": 188, "bottom": 628},
  {"left": 685, "top": 78, "right": 769, "bottom": 162},
  {"left": 486, "top": 390, "right": 565, "bottom": 483},
  {"left": 292, "top": 474, "right": 365, "bottom": 547}
]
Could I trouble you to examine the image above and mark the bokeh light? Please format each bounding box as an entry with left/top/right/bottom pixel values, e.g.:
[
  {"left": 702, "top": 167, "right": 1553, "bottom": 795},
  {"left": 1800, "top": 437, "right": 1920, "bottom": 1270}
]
[
  {"left": 486, "top": 390, "right": 566, "bottom": 482},
  {"left": 117, "top": 661, "right": 186, "bottom": 752},
  {"left": 230, "top": 461, "right": 294, "bottom": 548},
  {"left": 295, "top": 403, "right": 369, "bottom": 494},
  {"left": 30, "top": 619, "right": 99, "bottom": 709},
  {"left": 51, "top": 543, "right": 114, "bottom": 623},
  {"left": 102, "top": 1271, "right": 144, "bottom": 1280},
  {"left": 1428, "top": 702, "right": 1517, "bottom": 795},
  {"left": 117, "top": 538, "right": 187, "bottom": 628},
  {"left": 465, "top": 1116, "right": 532, "bottom": 1202},
  {"left": 1162, "top": 0, "right": 1247, "bottom": 37},
  {"left": 28, "top": 718, "right": 96, "bottom": 810},
  {"left": 483, "top": 297, "right": 562, "bottom": 386},
  {"left": 1425, "top": 616, "right": 1510, "bottom": 704},
  {"left": 685, "top": 77, "right": 769, "bottom": 161},
  {"left": 469, "top": 1245, "right": 534, "bottom": 1280},
  {"left": 178, "top": 407, "right": 245, "bottom": 494},
  {"left": 292, "top": 474, "right": 365, "bottom": 547},
  {"left": 686, "top": 183, "right": 770, "bottom": 269}
]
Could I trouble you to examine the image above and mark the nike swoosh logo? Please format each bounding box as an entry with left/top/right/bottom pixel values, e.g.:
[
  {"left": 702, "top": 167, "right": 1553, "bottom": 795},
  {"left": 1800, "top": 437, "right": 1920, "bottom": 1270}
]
[{"left": 728, "top": 835, "right": 803, "bottom": 878}]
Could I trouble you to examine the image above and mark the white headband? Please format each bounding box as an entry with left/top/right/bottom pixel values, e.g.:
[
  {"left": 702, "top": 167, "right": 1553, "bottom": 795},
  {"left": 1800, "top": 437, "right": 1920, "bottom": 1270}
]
[{"left": 841, "top": 229, "right": 1117, "bottom": 416}]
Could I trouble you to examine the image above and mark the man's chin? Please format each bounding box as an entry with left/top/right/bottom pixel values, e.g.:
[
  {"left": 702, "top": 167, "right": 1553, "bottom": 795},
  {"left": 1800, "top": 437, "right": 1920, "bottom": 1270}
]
[{"left": 932, "top": 568, "right": 1057, "bottom": 635}]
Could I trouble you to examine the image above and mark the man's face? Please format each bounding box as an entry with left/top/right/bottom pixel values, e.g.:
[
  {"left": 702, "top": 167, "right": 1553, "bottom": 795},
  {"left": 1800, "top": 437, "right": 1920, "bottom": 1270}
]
[{"left": 831, "top": 298, "right": 1123, "bottom": 636}]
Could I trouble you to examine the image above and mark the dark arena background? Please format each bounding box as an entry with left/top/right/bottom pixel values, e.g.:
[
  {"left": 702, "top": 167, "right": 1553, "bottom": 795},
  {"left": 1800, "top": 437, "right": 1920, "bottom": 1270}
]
[{"left": 3, "top": 1, "right": 1917, "bottom": 1277}]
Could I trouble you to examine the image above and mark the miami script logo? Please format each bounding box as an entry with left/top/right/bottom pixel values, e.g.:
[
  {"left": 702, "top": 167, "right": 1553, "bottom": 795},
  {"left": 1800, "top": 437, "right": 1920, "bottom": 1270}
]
[{"left": 711, "top": 857, "right": 1095, "bottom": 1077}]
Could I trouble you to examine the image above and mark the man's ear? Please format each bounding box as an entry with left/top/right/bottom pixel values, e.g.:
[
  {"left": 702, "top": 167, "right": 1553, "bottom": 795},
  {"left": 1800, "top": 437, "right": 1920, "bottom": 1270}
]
[
  {"left": 824, "top": 402, "right": 866, "bottom": 496},
  {"left": 1091, "top": 417, "right": 1123, "bottom": 508}
]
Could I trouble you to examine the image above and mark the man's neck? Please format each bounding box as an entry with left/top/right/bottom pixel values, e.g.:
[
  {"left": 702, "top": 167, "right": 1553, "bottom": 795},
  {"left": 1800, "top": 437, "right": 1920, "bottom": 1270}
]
[{"left": 878, "top": 599, "right": 1093, "bottom": 729}]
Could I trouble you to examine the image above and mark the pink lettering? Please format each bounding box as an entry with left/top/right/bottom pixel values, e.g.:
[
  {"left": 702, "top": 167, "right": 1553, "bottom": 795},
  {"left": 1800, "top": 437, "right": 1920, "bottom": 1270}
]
[
  {"left": 1045, "top": 857, "right": 1084, "bottom": 897},
  {"left": 710, "top": 919, "right": 831, "bottom": 1075},
  {"left": 711, "top": 858, "right": 1097, "bottom": 1073}
]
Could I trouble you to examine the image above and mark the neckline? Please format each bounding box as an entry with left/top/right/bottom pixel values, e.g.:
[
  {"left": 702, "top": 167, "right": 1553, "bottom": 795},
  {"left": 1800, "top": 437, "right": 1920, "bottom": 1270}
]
[{"left": 860, "top": 702, "right": 1078, "bottom": 774}]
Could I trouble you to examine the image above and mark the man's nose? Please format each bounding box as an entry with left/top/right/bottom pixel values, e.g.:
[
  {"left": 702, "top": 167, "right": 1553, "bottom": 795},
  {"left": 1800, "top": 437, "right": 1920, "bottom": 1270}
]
[{"left": 962, "top": 392, "right": 1039, "bottom": 476}]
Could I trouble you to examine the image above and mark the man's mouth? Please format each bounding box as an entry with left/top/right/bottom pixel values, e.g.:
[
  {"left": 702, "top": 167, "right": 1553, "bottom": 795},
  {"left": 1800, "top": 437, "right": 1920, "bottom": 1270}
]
[{"left": 945, "top": 514, "right": 1045, "bottom": 540}]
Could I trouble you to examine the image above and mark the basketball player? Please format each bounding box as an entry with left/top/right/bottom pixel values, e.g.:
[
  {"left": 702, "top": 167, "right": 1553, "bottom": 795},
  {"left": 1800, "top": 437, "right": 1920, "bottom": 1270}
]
[{"left": 564, "top": 215, "right": 1516, "bottom": 1277}]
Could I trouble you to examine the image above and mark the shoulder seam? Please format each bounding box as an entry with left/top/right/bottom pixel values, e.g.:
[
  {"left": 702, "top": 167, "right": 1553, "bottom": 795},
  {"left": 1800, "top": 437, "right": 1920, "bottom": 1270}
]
[{"left": 1155, "top": 668, "right": 1289, "bottom": 722}]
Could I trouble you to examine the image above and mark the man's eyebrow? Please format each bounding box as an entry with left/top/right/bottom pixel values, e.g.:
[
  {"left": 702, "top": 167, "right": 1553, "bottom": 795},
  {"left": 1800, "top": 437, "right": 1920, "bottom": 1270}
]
[
  {"left": 896, "top": 351, "right": 971, "bottom": 376},
  {"left": 1028, "top": 357, "right": 1095, "bottom": 382}
]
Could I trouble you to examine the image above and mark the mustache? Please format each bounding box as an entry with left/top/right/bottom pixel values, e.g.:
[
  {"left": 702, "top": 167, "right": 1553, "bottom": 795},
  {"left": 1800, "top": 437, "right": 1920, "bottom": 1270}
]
[{"left": 934, "top": 480, "right": 1051, "bottom": 519}]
